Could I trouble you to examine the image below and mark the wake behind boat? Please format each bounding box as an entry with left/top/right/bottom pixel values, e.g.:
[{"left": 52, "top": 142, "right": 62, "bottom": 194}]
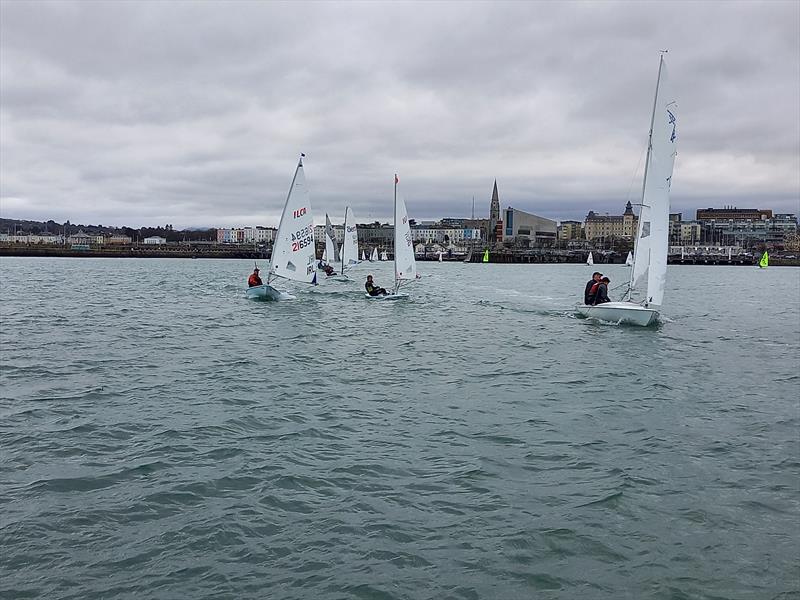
[
  {"left": 246, "top": 154, "right": 317, "bottom": 300},
  {"left": 577, "top": 54, "right": 677, "bottom": 326}
]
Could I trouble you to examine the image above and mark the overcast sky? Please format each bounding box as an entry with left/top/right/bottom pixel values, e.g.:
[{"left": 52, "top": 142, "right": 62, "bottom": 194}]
[{"left": 1, "top": 0, "right": 798, "bottom": 228}]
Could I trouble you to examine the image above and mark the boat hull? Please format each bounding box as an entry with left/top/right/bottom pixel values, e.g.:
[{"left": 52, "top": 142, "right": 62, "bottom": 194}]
[
  {"left": 246, "top": 284, "right": 295, "bottom": 301},
  {"left": 364, "top": 292, "right": 409, "bottom": 301},
  {"left": 575, "top": 301, "right": 659, "bottom": 326}
]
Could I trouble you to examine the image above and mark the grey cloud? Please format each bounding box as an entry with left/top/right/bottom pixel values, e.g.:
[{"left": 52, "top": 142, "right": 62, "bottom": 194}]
[{"left": 1, "top": 0, "right": 798, "bottom": 229}]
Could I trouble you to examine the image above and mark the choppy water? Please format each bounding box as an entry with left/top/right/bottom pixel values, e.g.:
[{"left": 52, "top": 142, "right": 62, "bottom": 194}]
[{"left": 1, "top": 257, "right": 798, "bottom": 599}]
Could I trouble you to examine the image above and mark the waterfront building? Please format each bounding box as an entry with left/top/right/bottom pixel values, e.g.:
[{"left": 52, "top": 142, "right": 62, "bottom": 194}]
[
  {"left": 67, "top": 230, "right": 93, "bottom": 247},
  {"left": 106, "top": 235, "right": 132, "bottom": 245},
  {"left": 584, "top": 201, "right": 638, "bottom": 241},
  {"left": 313, "top": 224, "right": 344, "bottom": 245},
  {"left": 700, "top": 213, "right": 798, "bottom": 248},
  {"left": 143, "top": 236, "right": 167, "bottom": 245},
  {"left": 558, "top": 220, "right": 583, "bottom": 241},
  {"left": 502, "top": 208, "right": 557, "bottom": 247},
  {"left": 489, "top": 180, "right": 501, "bottom": 243},
  {"left": 357, "top": 223, "right": 394, "bottom": 247},
  {"left": 696, "top": 207, "right": 773, "bottom": 221}
]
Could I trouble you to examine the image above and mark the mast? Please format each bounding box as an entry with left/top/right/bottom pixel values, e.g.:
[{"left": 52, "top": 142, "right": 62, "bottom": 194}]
[
  {"left": 393, "top": 173, "right": 399, "bottom": 294},
  {"left": 268, "top": 154, "right": 304, "bottom": 284},
  {"left": 341, "top": 207, "right": 347, "bottom": 275},
  {"left": 627, "top": 55, "right": 664, "bottom": 300}
]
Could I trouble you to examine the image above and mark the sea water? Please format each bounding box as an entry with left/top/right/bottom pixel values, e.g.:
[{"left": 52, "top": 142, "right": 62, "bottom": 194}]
[{"left": 1, "top": 257, "right": 798, "bottom": 599}]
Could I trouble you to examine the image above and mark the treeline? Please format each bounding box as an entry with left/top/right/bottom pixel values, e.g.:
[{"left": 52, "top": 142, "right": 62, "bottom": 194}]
[{"left": 0, "top": 218, "right": 216, "bottom": 242}]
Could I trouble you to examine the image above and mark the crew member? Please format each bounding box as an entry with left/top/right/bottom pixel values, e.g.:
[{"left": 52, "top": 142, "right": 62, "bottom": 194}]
[
  {"left": 592, "top": 276, "right": 611, "bottom": 305},
  {"left": 365, "top": 274, "right": 387, "bottom": 296},
  {"left": 248, "top": 267, "right": 263, "bottom": 287},
  {"left": 584, "top": 271, "right": 602, "bottom": 304}
]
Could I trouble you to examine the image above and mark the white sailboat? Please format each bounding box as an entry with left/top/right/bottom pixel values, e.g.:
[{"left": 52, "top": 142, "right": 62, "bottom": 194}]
[
  {"left": 366, "top": 174, "right": 416, "bottom": 299},
  {"left": 587, "top": 252, "right": 594, "bottom": 266},
  {"left": 361, "top": 250, "right": 367, "bottom": 261},
  {"left": 327, "top": 206, "right": 360, "bottom": 281},
  {"left": 576, "top": 55, "right": 677, "bottom": 326},
  {"left": 323, "top": 213, "right": 340, "bottom": 266},
  {"left": 247, "top": 154, "right": 317, "bottom": 300},
  {"left": 438, "top": 250, "right": 443, "bottom": 262},
  {"left": 370, "top": 247, "right": 378, "bottom": 262},
  {"left": 380, "top": 250, "right": 388, "bottom": 261},
  {"left": 625, "top": 251, "right": 634, "bottom": 266}
]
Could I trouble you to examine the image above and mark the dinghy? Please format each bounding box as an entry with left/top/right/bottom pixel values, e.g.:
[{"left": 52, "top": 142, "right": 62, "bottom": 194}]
[
  {"left": 482, "top": 249, "right": 489, "bottom": 263},
  {"left": 366, "top": 174, "right": 417, "bottom": 300},
  {"left": 330, "top": 206, "right": 360, "bottom": 281},
  {"left": 576, "top": 55, "right": 677, "bottom": 326},
  {"left": 362, "top": 250, "right": 367, "bottom": 261},
  {"left": 370, "top": 247, "right": 379, "bottom": 262},
  {"left": 247, "top": 154, "right": 317, "bottom": 300},
  {"left": 380, "top": 250, "right": 389, "bottom": 261},
  {"left": 758, "top": 251, "right": 769, "bottom": 268},
  {"left": 625, "top": 251, "right": 634, "bottom": 267},
  {"left": 587, "top": 252, "right": 594, "bottom": 266}
]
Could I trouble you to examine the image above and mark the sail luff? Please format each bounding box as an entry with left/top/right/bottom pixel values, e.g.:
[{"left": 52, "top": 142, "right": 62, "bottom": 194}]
[{"left": 268, "top": 157, "right": 302, "bottom": 282}]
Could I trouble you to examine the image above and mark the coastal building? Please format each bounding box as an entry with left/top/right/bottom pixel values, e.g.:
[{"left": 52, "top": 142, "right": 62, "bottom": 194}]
[
  {"left": 143, "top": 236, "right": 167, "bottom": 245},
  {"left": 357, "top": 223, "right": 394, "bottom": 247},
  {"left": 502, "top": 208, "right": 557, "bottom": 247},
  {"left": 700, "top": 213, "right": 798, "bottom": 248},
  {"left": 106, "top": 234, "right": 132, "bottom": 245},
  {"left": 489, "top": 181, "right": 501, "bottom": 243},
  {"left": 313, "top": 224, "right": 344, "bottom": 244},
  {"left": 68, "top": 230, "right": 93, "bottom": 247},
  {"left": 696, "top": 207, "right": 773, "bottom": 221},
  {"left": 584, "top": 202, "right": 638, "bottom": 241},
  {"left": 558, "top": 220, "right": 583, "bottom": 241},
  {"left": 216, "top": 227, "right": 275, "bottom": 244}
]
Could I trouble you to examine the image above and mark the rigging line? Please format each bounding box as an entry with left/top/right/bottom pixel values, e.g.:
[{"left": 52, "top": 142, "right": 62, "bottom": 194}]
[{"left": 624, "top": 145, "right": 647, "bottom": 206}]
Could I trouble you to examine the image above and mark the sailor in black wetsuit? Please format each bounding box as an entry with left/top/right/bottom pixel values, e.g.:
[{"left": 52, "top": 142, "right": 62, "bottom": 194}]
[
  {"left": 593, "top": 277, "right": 611, "bottom": 305},
  {"left": 365, "top": 274, "right": 387, "bottom": 296},
  {"left": 584, "top": 272, "right": 602, "bottom": 304}
]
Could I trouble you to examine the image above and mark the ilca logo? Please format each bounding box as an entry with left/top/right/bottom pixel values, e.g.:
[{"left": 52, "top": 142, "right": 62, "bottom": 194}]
[
  {"left": 293, "top": 207, "right": 307, "bottom": 219},
  {"left": 667, "top": 109, "right": 676, "bottom": 143}
]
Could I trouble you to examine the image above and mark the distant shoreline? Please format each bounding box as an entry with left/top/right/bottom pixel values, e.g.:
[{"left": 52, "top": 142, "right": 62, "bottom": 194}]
[{"left": 1, "top": 245, "right": 797, "bottom": 266}]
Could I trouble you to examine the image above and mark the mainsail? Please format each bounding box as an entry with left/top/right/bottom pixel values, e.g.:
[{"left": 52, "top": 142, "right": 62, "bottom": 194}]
[
  {"left": 759, "top": 251, "right": 769, "bottom": 268},
  {"left": 393, "top": 174, "right": 417, "bottom": 292},
  {"left": 341, "top": 206, "right": 359, "bottom": 273},
  {"left": 324, "top": 214, "right": 340, "bottom": 263},
  {"left": 630, "top": 56, "right": 677, "bottom": 306},
  {"left": 269, "top": 156, "right": 317, "bottom": 285}
]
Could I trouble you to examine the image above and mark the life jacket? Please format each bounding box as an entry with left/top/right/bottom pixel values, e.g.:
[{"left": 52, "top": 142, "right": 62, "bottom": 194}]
[
  {"left": 589, "top": 282, "right": 600, "bottom": 296},
  {"left": 248, "top": 273, "right": 262, "bottom": 287}
]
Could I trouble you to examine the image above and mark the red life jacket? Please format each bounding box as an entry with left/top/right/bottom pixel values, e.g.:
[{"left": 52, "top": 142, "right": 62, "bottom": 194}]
[
  {"left": 248, "top": 273, "right": 262, "bottom": 287},
  {"left": 589, "top": 282, "right": 600, "bottom": 296}
]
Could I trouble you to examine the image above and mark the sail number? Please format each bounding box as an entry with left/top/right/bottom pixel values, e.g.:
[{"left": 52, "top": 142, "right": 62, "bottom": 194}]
[{"left": 291, "top": 225, "right": 313, "bottom": 252}]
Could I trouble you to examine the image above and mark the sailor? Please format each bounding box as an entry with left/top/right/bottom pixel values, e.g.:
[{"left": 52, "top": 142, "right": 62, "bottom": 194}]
[
  {"left": 584, "top": 272, "right": 602, "bottom": 304},
  {"left": 248, "top": 267, "right": 263, "bottom": 288},
  {"left": 323, "top": 264, "right": 336, "bottom": 277},
  {"left": 365, "top": 274, "right": 387, "bottom": 296},
  {"left": 592, "top": 276, "right": 611, "bottom": 305}
]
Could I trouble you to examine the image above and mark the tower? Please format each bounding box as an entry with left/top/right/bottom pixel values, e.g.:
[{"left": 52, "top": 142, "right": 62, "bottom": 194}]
[{"left": 489, "top": 180, "right": 500, "bottom": 242}]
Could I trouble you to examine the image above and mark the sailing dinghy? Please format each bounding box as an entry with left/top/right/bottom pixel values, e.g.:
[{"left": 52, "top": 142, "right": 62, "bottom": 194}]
[
  {"left": 576, "top": 55, "right": 677, "bottom": 326},
  {"left": 247, "top": 155, "right": 317, "bottom": 300},
  {"left": 625, "top": 251, "right": 634, "bottom": 267},
  {"left": 370, "top": 247, "right": 379, "bottom": 262},
  {"left": 587, "top": 252, "right": 594, "bottom": 266},
  {"left": 366, "top": 174, "right": 417, "bottom": 300},
  {"left": 758, "top": 251, "right": 769, "bottom": 268},
  {"left": 328, "top": 206, "right": 360, "bottom": 281}
]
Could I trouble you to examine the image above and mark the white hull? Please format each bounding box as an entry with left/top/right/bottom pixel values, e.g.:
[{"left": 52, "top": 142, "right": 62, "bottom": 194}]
[
  {"left": 575, "top": 301, "right": 659, "bottom": 326},
  {"left": 364, "top": 292, "right": 409, "bottom": 301},
  {"left": 246, "top": 284, "right": 295, "bottom": 301}
]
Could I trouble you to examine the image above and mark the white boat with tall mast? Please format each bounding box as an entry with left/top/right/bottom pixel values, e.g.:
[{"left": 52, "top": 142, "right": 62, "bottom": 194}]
[
  {"left": 247, "top": 154, "right": 317, "bottom": 300},
  {"left": 370, "top": 247, "right": 379, "bottom": 262},
  {"left": 625, "top": 251, "right": 634, "bottom": 266},
  {"left": 587, "top": 252, "right": 594, "bottom": 266},
  {"left": 330, "top": 206, "right": 360, "bottom": 281},
  {"left": 365, "top": 174, "right": 416, "bottom": 299},
  {"left": 576, "top": 55, "right": 677, "bottom": 326}
]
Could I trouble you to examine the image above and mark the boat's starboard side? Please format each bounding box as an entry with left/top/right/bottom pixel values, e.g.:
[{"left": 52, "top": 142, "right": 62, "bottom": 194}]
[
  {"left": 575, "top": 301, "right": 659, "bottom": 326},
  {"left": 246, "top": 284, "right": 295, "bottom": 301}
]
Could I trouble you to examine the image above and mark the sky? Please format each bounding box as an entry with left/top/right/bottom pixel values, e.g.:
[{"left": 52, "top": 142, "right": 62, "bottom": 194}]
[{"left": 1, "top": 0, "right": 798, "bottom": 229}]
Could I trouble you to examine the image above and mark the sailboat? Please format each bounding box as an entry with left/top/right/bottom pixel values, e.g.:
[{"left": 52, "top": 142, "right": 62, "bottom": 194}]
[
  {"left": 323, "top": 214, "right": 340, "bottom": 266},
  {"left": 438, "top": 250, "right": 443, "bottom": 262},
  {"left": 247, "top": 154, "right": 317, "bottom": 300},
  {"left": 366, "top": 174, "right": 417, "bottom": 299},
  {"left": 758, "top": 250, "right": 769, "bottom": 268},
  {"left": 587, "top": 252, "right": 594, "bottom": 266},
  {"left": 370, "top": 247, "right": 379, "bottom": 262},
  {"left": 339, "top": 206, "right": 360, "bottom": 277},
  {"left": 380, "top": 250, "right": 389, "bottom": 261},
  {"left": 625, "top": 251, "right": 634, "bottom": 266},
  {"left": 362, "top": 250, "right": 367, "bottom": 261},
  {"left": 482, "top": 249, "right": 489, "bottom": 263},
  {"left": 576, "top": 55, "right": 677, "bottom": 326}
]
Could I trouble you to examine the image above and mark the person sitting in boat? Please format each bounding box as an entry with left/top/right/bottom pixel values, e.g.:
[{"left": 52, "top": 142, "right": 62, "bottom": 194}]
[
  {"left": 248, "top": 267, "right": 263, "bottom": 288},
  {"left": 584, "top": 272, "right": 602, "bottom": 304},
  {"left": 365, "top": 274, "right": 387, "bottom": 296},
  {"left": 592, "top": 277, "right": 611, "bottom": 305},
  {"left": 323, "top": 264, "right": 336, "bottom": 277}
]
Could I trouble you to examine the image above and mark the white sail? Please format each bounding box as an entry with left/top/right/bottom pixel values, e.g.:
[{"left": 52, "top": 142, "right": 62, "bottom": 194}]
[
  {"left": 380, "top": 250, "right": 388, "bottom": 261},
  {"left": 631, "top": 57, "right": 677, "bottom": 306},
  {"left": 394, "top": 192, "right": 417, "bottom": 290},
  {"left": 324, "top": 214, "right": 340, "bottom": 263},
  {"left": 370, "top": 248, "right": 378, "bottom": 262},
  {"left": 341, "top": 206, "right": 359, "bottom": 272},
  {"left": 269, "top": 156, "right": 317, "bottom": 285},
  {"left": 587, "top": 252, "right": 594, "bottom": 266},
  {"left": 361, "top": 250, "right": 367, "bottom": 261},
  {"left": 625, "top": 251, "right": 633, "bottom": 266},
  {"left": 438, "top": 251, "right": 443, "bottom": 262}
]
